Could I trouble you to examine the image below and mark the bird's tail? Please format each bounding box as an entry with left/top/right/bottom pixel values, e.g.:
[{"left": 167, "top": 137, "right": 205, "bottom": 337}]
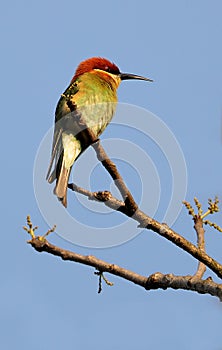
[{"left": 54, "top": 155, "right": 71, "bottom": 208}]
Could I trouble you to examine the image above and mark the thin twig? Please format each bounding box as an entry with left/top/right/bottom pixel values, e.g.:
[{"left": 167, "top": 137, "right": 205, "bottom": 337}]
[{"left": 68, "top": 183, "right": 127, "bottom": 213}]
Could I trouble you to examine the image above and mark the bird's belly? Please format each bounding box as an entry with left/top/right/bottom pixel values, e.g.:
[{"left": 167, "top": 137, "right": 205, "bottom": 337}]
[
  {"left": 61, "top": 101, "right": 116, "bottom": 169},
  {"left": 79, "top": 101, "right": 116, "bottom": 137}
]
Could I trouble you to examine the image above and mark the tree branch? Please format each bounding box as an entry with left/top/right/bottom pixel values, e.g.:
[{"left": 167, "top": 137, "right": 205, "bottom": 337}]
[
  {"left": 92, "top": 141, "right": 138, "bottom": 216},
  {"left": 29, "top": 104, "right": 222, "bottom": 300},
  {"left": 64, "top": 105, "right": 222, "bottom": 280},
  {"left": 68, "top": 183, "right": 222, "bottom": 280},
  {"left": 192, "top": 215, "right": 206, "bottom": 279},
  {"left": 28, "top": 236, "right": 147, "bottom": 286},
  {"left": 27, "top": 236, "right": 222, "bottom": 301},
  {"left": 145, "top": 272, "right": 222, "bottom": 300}
]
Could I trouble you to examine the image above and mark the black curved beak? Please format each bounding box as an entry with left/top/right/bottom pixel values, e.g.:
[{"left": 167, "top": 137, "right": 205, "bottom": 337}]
[{"left": 119, "top": 73, "right": 153, "bottom": 82}]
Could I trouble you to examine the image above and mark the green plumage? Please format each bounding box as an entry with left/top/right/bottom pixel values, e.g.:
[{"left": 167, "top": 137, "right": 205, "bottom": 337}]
[
  {"left": 46, "top": 72, "right": 118, "bottom": 207},
  {"left": 47, "top": 56, "right": 150, "bottom": 207}
]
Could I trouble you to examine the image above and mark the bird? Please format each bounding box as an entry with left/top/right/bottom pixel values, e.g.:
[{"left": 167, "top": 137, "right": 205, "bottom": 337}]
[{"left": 46, "top": 57, "right": 152, "bottom": 207}]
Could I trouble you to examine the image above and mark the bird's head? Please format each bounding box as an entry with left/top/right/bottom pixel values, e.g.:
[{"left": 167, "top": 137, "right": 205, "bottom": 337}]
[{"left": 71, "top": 57, "right": 153, "bottom": 86}]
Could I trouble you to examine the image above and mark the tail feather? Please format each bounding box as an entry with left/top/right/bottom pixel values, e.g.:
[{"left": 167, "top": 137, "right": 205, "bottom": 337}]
[{"left": 54, "top": 158, "right": 71, "bottom": 208}]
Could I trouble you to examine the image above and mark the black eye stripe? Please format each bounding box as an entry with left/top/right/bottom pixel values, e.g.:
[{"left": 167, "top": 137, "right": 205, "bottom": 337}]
[
  {"left": 105, "top": 66, "right": 119, "bottom": 74},
  {"left": 94, "top": 65, "right": 120, "bottom": 74}
]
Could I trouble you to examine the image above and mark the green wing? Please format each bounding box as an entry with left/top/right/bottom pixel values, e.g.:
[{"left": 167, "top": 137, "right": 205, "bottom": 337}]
[{"left": 46, "top": 82, "right": 79, "bottom": 182}]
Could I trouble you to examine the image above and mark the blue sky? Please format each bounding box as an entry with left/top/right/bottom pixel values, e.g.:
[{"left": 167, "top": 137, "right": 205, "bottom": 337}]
[{"left": 1, "top": 0, "right": 222, "bottom": 349}]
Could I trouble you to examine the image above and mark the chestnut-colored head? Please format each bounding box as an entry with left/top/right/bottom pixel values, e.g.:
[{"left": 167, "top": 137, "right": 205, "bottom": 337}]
[
  {"left": 71, "top": 57, "right": 153, "bottom": 83},
  {"left": 72, "top": 57, "right": 120, "bottom": 81}
]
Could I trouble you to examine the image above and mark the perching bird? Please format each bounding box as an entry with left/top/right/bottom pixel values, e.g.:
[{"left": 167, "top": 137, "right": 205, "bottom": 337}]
[{"left": 46, "top": 57, "right": 152, "bottom": 207}]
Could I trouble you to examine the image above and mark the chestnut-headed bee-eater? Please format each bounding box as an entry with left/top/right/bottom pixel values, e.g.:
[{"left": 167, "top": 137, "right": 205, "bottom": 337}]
[{"left": 46, "top": 57, "right": 152, "bottom": 207}]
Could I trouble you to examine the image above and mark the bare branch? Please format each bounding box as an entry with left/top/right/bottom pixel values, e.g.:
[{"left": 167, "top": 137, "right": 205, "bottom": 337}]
[
  {"left": 64, "top": 107, "right": 222, "bottom": 279},
  {"left": 68, "top": 183, "right": 127, "bottom": 213},
  {"left": 192, "top": 215, "right": 206, "bottom": 279},
  {"left": 27, "top": 236, "right": 147, "bottom": 287},
  {"left": 92, "top": 141, "right": 138, "bottom": 216},
  {"left": 33, "top": 100, "right": 222, "bottom": 299},
  {"left": 27, "top": 236, "right": 222, "bottom": 301},
  {"left": 68, "top": 184, "right": 222, "bottom": 280},
  {"left": 145, "top": 272, "right": 222, "bottom": 301},
  {"left": 130, "top": 210, "right": 222, "bottom": 279}
]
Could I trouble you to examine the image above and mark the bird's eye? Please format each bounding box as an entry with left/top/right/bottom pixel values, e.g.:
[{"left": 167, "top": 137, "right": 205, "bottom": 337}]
[{"left": 104, "top": 66, "right": 111, "bottom": 72}]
